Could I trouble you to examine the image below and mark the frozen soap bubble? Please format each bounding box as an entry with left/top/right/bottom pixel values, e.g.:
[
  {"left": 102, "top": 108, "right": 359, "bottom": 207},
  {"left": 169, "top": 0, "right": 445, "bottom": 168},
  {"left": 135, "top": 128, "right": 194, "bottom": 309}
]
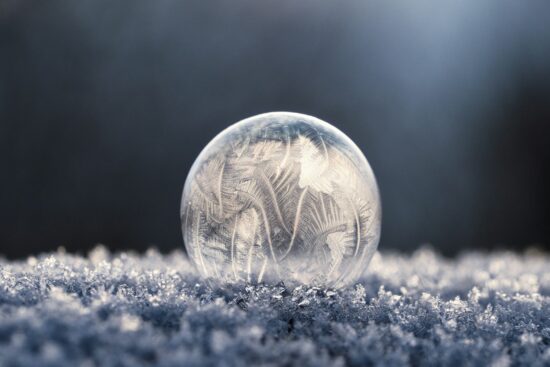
[{"left": 181, "top": 112, "right": 381, "bottom": 287}]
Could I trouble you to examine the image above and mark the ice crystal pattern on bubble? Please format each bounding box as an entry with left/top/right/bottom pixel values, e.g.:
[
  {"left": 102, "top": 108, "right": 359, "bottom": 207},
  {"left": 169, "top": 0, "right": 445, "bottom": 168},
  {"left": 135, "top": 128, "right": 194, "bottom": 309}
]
[{"left": 181, "top": 112, "right": 381, "bottom": 287}]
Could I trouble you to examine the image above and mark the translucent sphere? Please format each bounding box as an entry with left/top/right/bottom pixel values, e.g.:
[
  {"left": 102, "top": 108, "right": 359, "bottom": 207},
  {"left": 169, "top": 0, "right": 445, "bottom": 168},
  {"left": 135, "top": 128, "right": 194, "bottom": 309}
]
[{"left": 181, "top": 112, "right": 381, "bottom": 287}]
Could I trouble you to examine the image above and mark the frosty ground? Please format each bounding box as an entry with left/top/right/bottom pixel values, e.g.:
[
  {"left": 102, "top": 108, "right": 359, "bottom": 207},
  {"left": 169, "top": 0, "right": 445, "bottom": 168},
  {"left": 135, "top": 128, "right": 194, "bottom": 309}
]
[{"left": 0, "top": 247, "right": 549, "bottom": 366}]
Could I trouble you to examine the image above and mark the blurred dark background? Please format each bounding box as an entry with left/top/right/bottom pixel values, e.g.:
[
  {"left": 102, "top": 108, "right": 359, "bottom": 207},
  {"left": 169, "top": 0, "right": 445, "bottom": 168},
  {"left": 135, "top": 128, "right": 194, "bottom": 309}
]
[{"left": 1, "top": 0, "right": 549, "bottom": 258}]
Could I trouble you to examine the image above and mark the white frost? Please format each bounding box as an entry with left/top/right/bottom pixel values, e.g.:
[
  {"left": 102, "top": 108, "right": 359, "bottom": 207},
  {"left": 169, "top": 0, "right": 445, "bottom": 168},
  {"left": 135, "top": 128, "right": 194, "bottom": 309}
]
[{"left": 0, "top": 246, "right": 548, "bottom": 366}]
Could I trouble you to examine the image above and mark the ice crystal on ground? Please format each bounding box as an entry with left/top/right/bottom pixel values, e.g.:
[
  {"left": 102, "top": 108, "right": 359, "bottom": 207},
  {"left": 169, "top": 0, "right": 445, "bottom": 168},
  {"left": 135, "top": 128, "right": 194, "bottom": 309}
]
[{"left": 0, "top": 246, "right": 549, "bottom": 366}]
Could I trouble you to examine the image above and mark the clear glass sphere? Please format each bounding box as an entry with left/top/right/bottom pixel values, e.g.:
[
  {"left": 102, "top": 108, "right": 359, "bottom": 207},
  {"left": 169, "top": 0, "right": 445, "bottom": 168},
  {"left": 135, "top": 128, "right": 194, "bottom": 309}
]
[{"left": 181, "top": 112, "right": 381, "bottom": 287}]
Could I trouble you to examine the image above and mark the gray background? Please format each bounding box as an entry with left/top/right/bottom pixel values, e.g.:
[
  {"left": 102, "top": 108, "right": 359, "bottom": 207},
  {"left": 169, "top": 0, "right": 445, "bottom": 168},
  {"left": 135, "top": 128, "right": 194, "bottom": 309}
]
[{"left": 1, "top": 0, "right": 549, "bottom": 258}]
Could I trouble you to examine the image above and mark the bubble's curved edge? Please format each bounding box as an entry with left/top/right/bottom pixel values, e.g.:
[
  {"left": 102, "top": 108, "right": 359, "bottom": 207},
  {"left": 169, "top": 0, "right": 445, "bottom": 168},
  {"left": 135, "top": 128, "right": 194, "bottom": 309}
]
[{"left": 179, "top": 111, "right": 382, "bottom": 284}]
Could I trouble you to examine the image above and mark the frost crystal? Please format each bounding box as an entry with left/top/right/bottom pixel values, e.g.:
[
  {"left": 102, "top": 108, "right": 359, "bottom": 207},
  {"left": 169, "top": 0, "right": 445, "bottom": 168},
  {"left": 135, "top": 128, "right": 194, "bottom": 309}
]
[
  {"left": 181, "top": 112, "right": 381, "bottom": 287},
  {"left": 0, "top": 247, "right": 549, "bottom": 366}
]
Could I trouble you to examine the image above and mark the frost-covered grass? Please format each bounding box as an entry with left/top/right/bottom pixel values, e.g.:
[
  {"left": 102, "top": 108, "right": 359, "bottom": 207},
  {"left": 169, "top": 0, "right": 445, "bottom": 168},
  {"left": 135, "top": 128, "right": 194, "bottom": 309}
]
[{"left": 0, "top": 247, "right": 549, "bottom": 366}]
